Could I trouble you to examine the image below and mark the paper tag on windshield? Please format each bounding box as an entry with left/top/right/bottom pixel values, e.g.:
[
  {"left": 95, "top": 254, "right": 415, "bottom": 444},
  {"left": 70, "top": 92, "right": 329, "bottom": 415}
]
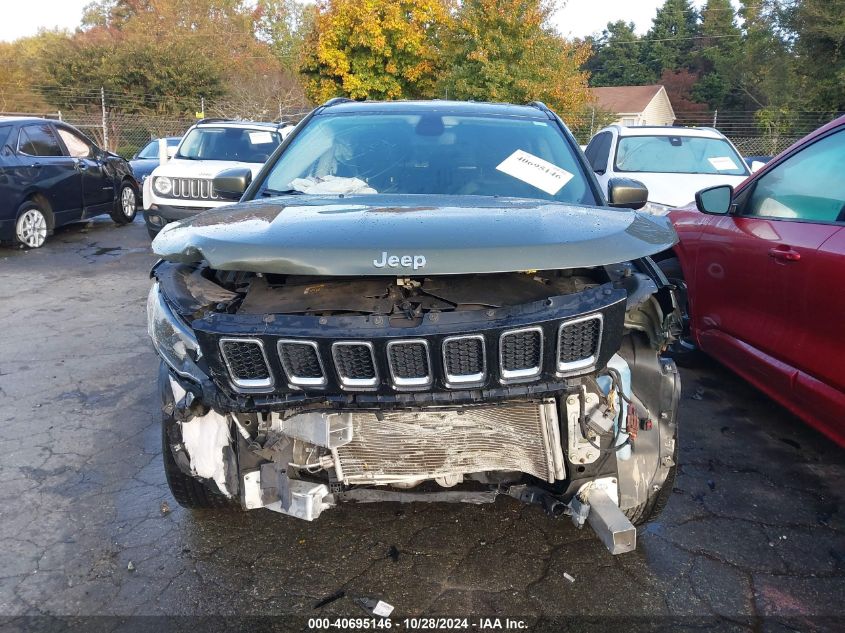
[
  {"left": 248, "top": 131, "right": 274, "bottom": 144},
  {"left": 708, "top": 156, "right": 738, "bottom": 171},
  {"left": 496, "top": 150, "right": 574, "bottom": 195}
]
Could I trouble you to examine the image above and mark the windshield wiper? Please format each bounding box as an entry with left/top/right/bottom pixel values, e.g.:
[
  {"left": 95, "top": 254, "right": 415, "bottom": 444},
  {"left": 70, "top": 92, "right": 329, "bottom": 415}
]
[{"left": 260, "top": 188, "right": 305, "bottom": 197}]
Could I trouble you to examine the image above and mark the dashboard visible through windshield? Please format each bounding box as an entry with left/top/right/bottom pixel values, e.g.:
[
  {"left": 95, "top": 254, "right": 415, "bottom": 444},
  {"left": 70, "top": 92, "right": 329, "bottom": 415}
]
[{"left": 258, "top": 113, "right": 598, "bottom": 205}]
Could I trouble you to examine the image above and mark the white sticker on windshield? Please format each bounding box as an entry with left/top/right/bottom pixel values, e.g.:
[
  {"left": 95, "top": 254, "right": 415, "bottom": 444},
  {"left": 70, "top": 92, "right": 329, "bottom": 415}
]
[
  {"left": 708, "top": 156, "right": 738, "bottom": 171},
  {"left": 496, "top": 149, "right": 574, "bottom": 195},
  {"left": 248, "top": 131, "right": 274, "bottom": 145}
]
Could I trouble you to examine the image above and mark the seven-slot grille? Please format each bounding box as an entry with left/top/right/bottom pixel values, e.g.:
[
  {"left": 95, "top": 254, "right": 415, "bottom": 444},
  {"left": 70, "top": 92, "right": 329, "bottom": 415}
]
[
  {"left": 219, "top": 338, "right": 272, "bottom": 390},
  {"left": 215, "top": 314, "right": 604, "bottom": 392},
  {"left": 500, "top": 327, "right": 543, "bottom": 382},
  {"left": 387, "top": 340, "right": 432, "bottom": 388},
  {"left": 332, "top": 342, "right": 379, "bottom": 389},
  {"left": 278, "top": 340, "right": 326, "bottom": 387},
  {"left": 557, "top": 315, "right": 602, "bottom": 373},
  {"left": 170, "top": 178, "right": 220, "bottom": 200}
]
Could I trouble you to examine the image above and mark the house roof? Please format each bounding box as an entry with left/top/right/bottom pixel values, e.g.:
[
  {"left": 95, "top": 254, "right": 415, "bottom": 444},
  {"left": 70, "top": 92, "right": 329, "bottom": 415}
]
[{"left": 591, "top": 85, "right": 665, "bottom": 114}]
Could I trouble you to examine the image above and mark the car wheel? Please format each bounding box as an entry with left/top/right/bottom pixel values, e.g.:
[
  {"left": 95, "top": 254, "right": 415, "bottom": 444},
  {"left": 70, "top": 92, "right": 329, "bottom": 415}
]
[
  {"left": 161, "top": 411, "right": 240, "bottom": 510},
  {"left": 658, "top": 257, "right": 700, "bottom": 367},
  {"left": 624, "top": 439, "right": 678, "bottom": 526},
  {"left": 15, "top": 201, "right": 49, "bottom": 249},
  {"left": 111, "top": 181, "right": 138, "bottom": 224}
]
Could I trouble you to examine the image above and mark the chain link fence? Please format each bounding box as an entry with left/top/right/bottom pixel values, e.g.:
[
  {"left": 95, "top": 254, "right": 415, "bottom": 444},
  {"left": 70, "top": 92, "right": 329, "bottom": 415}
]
[{"left": 3, "top": 104, "right": 841, "bottom": 160}]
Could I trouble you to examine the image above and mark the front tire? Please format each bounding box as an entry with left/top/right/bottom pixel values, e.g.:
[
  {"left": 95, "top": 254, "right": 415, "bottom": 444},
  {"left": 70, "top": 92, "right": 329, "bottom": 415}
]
[
  {"left": 624, "top": 454, "right": 677, "bottom": 526},
  {"left": 111, "top": 181, "right": 138, "bottom": 224},
  {"left": 15, "top": 201, "right": 49, "bottom": 249},
  {"left": 161, "top": 411, "right": 239, "bottom": 510}
]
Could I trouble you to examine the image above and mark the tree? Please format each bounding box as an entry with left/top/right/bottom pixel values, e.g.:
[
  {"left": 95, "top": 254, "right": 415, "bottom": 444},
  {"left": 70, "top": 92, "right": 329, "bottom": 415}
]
[
  {"left": 440, "top": 0, "right": 593, "bottom": 114},
  {"left": 691, "top": 0, "right": 742, "bottom": 109},
  {"left": 37, "top": 29, "right": 226, "bottom": 115},
  {"left": 734, "top": 0, "right": 796, "bottom": 112},
  {"left": 255, "top": 0, "right": 315, "bottom": 73},
  {"left": 782, "top": 0, "right": 845, "bottom": 112},
  {"left": 643, "top": 0, "right": 698, "bottom": 77},
  {"left": 584, "top": 21, "right": 656, "bottom": 87},
  {"left": 300, "top": 0, "right": 452, "bottom": 102}
]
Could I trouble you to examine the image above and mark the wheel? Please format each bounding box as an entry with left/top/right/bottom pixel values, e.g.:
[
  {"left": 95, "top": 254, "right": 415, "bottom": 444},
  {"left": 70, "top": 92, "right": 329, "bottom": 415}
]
[
  {"left": 111, "top": 181, "right": 138, "bottom": 224},
  {"left": 658, "top": 257, "right": 700, "bottom": 367},
  {"left": 624, "top": 441, "right": 678, "bottom": 526},
  {"left": 159, "top": 363, "right": 239, "bottom": 510},
  {"left": 161, "top": 410, "right": 240, "bottom": 510},
  {"left": 15, "top": 201, "right": 49, "bottom": 249}
]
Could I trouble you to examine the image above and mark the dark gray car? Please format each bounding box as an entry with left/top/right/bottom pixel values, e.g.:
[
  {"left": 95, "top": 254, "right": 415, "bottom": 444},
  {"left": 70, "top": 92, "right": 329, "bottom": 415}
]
[{"left": 146, "top": 100, "right": 682, "bottom": 555}]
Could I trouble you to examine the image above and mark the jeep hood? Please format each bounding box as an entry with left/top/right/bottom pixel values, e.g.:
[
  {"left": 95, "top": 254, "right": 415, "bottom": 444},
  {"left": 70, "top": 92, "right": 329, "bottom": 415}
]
[{"left": 152, "top": 194, "right": 678, "bottom": 275}]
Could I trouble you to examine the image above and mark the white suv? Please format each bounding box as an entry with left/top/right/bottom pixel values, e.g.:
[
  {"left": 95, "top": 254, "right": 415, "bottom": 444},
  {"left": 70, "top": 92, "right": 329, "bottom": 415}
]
[
  {"left": 143, "top": 119, "right": 294, "bottom": 237},
  {"left": 584, "top": 125, "right": 750, "bottom": 214}
]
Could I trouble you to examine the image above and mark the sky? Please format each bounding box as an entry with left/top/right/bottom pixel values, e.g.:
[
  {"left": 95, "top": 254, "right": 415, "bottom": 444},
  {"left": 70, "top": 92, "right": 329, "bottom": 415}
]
[{"left": 0, "top": 0, "right": 714, "bottom": 43}]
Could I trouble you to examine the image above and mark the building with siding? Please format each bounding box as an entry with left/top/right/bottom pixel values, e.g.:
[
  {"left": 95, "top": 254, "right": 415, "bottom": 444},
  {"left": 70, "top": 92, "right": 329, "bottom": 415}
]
[{"left": 591, "top": 85, "right": 676, "bottom": 126}]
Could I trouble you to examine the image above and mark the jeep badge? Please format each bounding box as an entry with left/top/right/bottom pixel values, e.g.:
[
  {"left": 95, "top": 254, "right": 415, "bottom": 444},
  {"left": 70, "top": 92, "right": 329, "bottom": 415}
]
[{"left": 373, "top": 252, "right": 427, "bottom": 270}]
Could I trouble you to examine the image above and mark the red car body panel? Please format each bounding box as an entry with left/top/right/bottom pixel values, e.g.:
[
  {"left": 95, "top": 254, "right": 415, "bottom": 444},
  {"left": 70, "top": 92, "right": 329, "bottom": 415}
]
[{"left": 669, "top": 116, "right": 845, "bottom": 447}]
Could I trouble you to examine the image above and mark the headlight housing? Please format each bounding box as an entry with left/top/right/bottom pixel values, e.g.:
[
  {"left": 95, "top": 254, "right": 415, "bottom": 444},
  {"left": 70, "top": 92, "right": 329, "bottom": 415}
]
[
  {"left": 153, "top": 176, "right": 172, "bottom": 196},
  {"left": 147, "top": 282, "right": 205, "bottom": 381},
  {"left": 641, "top": 201, "right": 673, "bottom": 216}
]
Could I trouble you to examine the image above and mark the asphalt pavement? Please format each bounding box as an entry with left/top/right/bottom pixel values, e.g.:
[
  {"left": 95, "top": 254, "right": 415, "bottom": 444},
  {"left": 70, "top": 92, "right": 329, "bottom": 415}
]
[{"left": 0, "top": 217, "right": 843, "bottom": 631}]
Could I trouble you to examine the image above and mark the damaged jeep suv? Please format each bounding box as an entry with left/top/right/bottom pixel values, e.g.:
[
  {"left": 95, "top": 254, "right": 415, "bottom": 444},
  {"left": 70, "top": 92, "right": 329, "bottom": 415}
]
[{"left": 147, "top": 100, "right": 682, "bottom": 554}]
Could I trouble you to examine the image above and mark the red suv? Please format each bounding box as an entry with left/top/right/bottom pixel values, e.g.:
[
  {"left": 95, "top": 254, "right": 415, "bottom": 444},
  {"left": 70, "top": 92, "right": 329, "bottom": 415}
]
[{"left": 664, "top": 116, "right": 845, "bottom": 446}]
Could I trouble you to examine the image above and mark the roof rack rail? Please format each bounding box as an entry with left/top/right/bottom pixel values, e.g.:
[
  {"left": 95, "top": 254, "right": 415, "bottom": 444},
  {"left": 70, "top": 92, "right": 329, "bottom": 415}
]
[
  {"left": 195, "top": 117, "right": 233, "bottom": 125},
  {"left": 322, "top": 97, "right": 355, "bottom": 108},
  {"left": 526, "top": 101, "right": 549, "bottom": 110}
]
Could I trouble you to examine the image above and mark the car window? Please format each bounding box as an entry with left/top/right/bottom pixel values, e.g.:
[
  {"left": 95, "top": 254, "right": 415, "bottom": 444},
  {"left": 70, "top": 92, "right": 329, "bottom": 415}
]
[
  {"left": 18, "top": 124, "right": 64, "bottom": 157},
  {"left": 137, "top": 140, "right": 159, "bottom": 159},
  {"left": 56, "top": 127, "right": 93, "bottom": 158},
  {"left": 176, "top": 127, "right": 280, "bottom": 162},
  {"left": 584, "top": 132, "right": 612, "bottom": 173},
  {"left": 0, "top": 126, "right": 13, "bottom": 157},
  {"left": 260, "top": 113, "right": 597, "bottom": 206},
  {"left": 745, "top": 129, "right": 845, "bottom": 223},
  {"left": 615, "top": 135, "right": 749, "bottom": 176}
]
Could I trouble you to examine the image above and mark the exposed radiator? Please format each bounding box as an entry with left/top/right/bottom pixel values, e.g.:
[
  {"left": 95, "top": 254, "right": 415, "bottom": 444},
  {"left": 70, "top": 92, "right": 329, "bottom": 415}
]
[{"left": 333, "top": 399, "right": 565, "bottom": 485}]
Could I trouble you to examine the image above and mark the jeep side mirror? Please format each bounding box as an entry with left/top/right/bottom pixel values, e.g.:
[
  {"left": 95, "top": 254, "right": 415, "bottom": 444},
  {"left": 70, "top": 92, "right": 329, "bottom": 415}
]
[
  {"left": 213, "top": 168, "right": 252, "bottom": 201},
  {"left": 607, "top": 178, "right": 648, "bottom": 210},
  {"left": 695, "top": 185, "right": 733, "bottom": 215}
]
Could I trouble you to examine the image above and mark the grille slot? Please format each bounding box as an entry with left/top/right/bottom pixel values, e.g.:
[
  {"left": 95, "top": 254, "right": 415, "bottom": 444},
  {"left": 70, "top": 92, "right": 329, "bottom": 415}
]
[
  {"left": 557, "top": 314, "right": 603, "bottom": 373},
  {"left": 278, "top": 340, "right": 327, "bottom": 387},
  {"left": 442, "top": 335, "right": 486, "bottom": 387},
  {"left": 171, "top": 177, "right": 219, "bottom": 200},
  {"left": 499, "top": 327, "right": 543, "bottom": 382},
  {"left": 219, "top": 338, "right": 273, "bottom": 390},
  {"left": 332, "top": 342, "right": 379, "bottom": 389},
  {"left": 387, "top": 340, "right": 431, "bottom": 389}
]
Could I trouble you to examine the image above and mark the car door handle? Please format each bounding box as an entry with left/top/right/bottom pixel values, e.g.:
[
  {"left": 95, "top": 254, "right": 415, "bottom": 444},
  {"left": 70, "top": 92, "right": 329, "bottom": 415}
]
[
  {"left": 73, "top": 159, "right": 88, "bottom": 171},
  {"left": 768, "top": 246, "right": 801, "bottom": 262}
]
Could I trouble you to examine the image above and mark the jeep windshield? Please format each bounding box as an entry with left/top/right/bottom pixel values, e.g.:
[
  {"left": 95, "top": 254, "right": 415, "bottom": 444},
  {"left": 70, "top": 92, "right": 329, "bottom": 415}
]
[
  {"left": 176, "top": 126, "right": 281, "bottom": 162},
  {"left": 257, "top": 113, "right": 598, "bottom": 205}
]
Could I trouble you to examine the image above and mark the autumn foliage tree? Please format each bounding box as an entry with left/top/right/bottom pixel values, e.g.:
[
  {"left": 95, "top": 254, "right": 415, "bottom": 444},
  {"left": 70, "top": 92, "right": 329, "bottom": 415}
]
[
  {"left": 300, "top": 0, "right": 452, "bottom": 102},
  {"left": 439, "top": 0, "right": 592, "bottom": 113}
]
